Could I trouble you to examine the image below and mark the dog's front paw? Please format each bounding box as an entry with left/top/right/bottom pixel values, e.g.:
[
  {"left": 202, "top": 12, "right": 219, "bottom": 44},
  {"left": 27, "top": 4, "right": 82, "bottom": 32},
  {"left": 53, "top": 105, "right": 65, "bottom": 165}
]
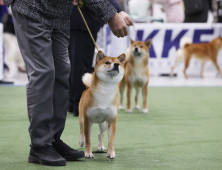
[
  {"left": 107, "top": 151, "right": 116, "bottom": 159},
  {"left": 119, "top": 105, "right": 124, "bottom": 110},
  {"left": 135, "top": 104, "right": 140, "bottom": 109},
  {"left": 126, "top": 109, "right": 133, "bottom": 113},
  {"left": 85, "top": 152, "right": 94, "bottom": 158},
  {"left": 142, "top": 109, "right": 148, "bottom": 113},
  {"left": 98, "top": 145, "right": 106, "bottom": 151}
]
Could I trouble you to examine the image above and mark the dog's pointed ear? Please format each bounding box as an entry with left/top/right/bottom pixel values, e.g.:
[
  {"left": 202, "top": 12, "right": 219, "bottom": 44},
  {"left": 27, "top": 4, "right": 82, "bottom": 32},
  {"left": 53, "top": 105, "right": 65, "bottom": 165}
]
[
  {"left": 145, "top": 39, "right": 151, "bottom": 48},
  {"left": 130, "top": 38, "right": 135, "bottom": 45},
  {"left": 118, "top": 53, "right": 126, "bottom": 64},
  {"left": 96, "top": 51, "right": 105, "bottom": 63}
]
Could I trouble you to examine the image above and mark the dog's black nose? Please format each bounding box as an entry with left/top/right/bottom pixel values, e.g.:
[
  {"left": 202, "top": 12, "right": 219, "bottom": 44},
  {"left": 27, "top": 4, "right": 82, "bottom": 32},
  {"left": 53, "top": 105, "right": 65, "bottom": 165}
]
[
  {"left": 114, "top": 63, "right": 119, "bottom": 67},
  {"left": 135, "top": 47, "right": 138, "bottom": 52}
]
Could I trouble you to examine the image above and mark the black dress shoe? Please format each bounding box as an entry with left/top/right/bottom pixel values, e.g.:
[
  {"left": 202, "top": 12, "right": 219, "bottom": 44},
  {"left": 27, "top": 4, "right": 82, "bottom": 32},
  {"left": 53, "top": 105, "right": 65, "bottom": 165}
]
[
  {"left": 52, "top": 140, "right": 84, "bottom": 161},
  {"left": 28, "top": 144, "right": 66, "bottom": 166}
]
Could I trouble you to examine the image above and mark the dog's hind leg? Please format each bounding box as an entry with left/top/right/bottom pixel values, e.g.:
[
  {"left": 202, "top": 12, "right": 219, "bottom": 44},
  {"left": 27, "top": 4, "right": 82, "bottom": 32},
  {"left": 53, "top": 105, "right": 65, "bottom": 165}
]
[
  {"left": 84, "top": 117, "right": 94, "bottom": 158},
  {"left": 171, "top": 65, "right": 176, "bottom": 77},
  {"left": 171, "top": 57, "right": 179, "bottom": 77},
  {"left": 183, "top": 55, "right": 191, "bottom": 79},
  {"left": 119, "top": 76, "right": 125, "bottom": 110},
  {"left": 135, "top": 88, "right": 140, "bottom": 109},
  {"left": 107, "top": 117, "right": 117, "bottom": 159},
  {"left": 126, "top": 82, "right": 133, "bottom": 113},
  {"left": 98, "top": 122, "right": 107, "bottom": 151},
  {"left": 211, "top": 58, "right": 222, "bottom": 77},
  {"left": 79, "top": 121, "right": 85, "bottom": 147},
  {"left": 200, "top": 62, "right": 205, "bottom": 78},
  {"left": 79, "top": 110, "right": 85, "bottom": 147},
  {"left": 142, "top": 83, "right": 148, "bottom": 113},
  {"left": 171, "top": 49, "right": 183, "bottom": 76}
]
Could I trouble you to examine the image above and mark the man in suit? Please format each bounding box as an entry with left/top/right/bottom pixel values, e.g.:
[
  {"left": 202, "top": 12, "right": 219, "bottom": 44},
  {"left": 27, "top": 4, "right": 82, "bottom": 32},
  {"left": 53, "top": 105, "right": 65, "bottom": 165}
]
[
  {"left": 2, "top": 0, "right": 128, "bottom": 166},
  {"left": 68, "top": 0, "right": 133, "bottom": 116}
]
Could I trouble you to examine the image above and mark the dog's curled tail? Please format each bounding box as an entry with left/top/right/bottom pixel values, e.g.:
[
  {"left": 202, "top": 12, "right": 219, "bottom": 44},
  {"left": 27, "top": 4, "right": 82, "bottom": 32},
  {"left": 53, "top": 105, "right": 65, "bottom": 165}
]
[
  {"left": 125, "top": 48, "right": 131, "bottom": 62},
  {"left": 180, "top": 37, "right": 192, "bottom": 49},
  {"left": 82, "top": 73, "right": 92, "bottom": 88}
]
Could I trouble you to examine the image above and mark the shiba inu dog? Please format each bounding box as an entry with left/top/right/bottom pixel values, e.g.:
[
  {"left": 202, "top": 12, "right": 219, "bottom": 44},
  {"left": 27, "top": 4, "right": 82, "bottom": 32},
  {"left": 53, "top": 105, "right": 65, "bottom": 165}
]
[
  {"left": 171, "top": 37, "right": 222, "bottom": 78},
  {"left": 78, "top": 51, "right": 126, "bottom": 159},
  {"left": 119, "top": 38, "right": 151, "bottom": 113}
]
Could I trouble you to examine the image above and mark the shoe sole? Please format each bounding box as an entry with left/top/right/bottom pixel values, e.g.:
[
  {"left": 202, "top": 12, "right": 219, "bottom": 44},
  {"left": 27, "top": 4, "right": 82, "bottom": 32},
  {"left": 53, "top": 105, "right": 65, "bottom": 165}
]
[
  {"left": 63, "top": 152, "right": 85, "bottom": 161},
  {"left": 28, "top": 155, "right": 66, "bottom": 166}
]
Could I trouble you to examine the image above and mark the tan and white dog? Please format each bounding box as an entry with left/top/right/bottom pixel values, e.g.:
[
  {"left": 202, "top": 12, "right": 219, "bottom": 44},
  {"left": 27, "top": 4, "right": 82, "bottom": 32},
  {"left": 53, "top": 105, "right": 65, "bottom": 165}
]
[
  {"left": 78, "top": 51, "right": 126, "bottom": 159},
  {"left": 119, "top": 38, "right": 151, "bottom": 113},
  {"left": 171, "top": 37, "right": 222, "bottom": 78}
]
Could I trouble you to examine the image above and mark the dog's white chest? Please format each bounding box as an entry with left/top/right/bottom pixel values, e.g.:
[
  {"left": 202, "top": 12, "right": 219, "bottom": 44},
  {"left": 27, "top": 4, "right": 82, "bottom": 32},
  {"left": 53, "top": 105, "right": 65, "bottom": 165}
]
[
  {"left": 86, "top": 83, "right": 117, "bottom": 123},
  {"left": 129, "top": 75, "right": 148, "bottom": 86},
  {"left": 87, "top": 106, "right": 117, "bottom": 123},
  {"left": 128, "top": 67, "right": 148, "bottom": 87}
]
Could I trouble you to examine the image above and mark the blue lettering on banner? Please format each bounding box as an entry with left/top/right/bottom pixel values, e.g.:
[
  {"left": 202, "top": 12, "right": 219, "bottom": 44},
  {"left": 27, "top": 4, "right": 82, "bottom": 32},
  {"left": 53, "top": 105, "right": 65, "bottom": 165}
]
[
  {"left": 161, "top": 30, "right": 188, "bottom": 58},
  {"left": 137, "top": 30, "right": 159, "bottom": 58},
  {"left": 193, "top": 29, "right": 214, "bottom": 43},
  {"left": 105, "top": 25, "right": 217, "bottom": 59}
]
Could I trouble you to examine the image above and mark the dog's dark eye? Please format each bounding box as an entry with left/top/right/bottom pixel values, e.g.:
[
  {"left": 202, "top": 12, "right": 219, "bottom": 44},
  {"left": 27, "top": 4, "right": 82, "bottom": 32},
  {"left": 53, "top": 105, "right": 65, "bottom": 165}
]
[
  {"left": 140, "top": 46, "right": 143, "bottom": 48},
  {"left": 134, "top": 45, "right": 136, "bottom": 47},
  {"left": 105, "top": 61, "right": 110, "bottom": 65}
]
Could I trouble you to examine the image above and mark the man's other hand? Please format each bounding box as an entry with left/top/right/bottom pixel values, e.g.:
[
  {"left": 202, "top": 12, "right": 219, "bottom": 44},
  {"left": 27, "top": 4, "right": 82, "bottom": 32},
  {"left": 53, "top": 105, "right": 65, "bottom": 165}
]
[
  {"left": 108, "top": 13, "right": 128, "bottom": 38},
  {"left": 73, "top": 0, "right": 78, "bottom": 5},
  {"left": 0, "top": 0, "right": 4, "bottom": 5},
  {"left": 119, "top": 11, "right": 133, "bottom": 26}
]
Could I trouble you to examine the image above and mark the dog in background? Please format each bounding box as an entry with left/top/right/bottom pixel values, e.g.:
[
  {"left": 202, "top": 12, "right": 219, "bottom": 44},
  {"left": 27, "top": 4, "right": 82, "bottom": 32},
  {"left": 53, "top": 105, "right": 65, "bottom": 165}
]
[
  {"left": 171, "top": 37, "right": 222, "bottom": 78},
  {"left": 78, "top": 51, "right": 126, "bottom": 159},
  {"left": 3, "top": 8, "right": 26, "bottom": 78},
  {"left": 119, "top": 38, "right": 151, "bottom": 113},
  {"left": 4, "top": 33, "right": 26, "bottom": 78}
]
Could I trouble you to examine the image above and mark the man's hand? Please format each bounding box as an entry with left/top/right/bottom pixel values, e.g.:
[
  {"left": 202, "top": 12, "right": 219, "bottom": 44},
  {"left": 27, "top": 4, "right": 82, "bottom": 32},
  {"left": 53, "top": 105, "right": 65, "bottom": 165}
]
[
  {"left": 73, "top": 0, "right": 78, "bottom": 5},
  {"left": 0, "top": 0, "right": 4, "bottom": 5},
  {"left": 118, "top": 11, "right": 133, "bottom": 26},
  {"left": 108, "top": 13, "right": 128, "bottom": 38}
]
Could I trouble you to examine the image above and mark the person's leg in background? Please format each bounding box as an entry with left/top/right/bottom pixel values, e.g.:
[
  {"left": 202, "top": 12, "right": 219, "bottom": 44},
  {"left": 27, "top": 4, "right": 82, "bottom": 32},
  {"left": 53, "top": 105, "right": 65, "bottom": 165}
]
[
  {"left": 67, "top": 0, "right": 128, "bottom": 116},
  {"left": 3, "top": 33, "right": 19, "bottom": 77},
  {"left": 68, "top": 30, "right": 97, "bottom": 116}
]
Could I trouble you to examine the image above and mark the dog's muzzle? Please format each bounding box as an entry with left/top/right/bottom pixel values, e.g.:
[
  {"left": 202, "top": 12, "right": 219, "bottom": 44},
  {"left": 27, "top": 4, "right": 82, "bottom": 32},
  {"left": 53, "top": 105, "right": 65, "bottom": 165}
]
[
  {"left": 133, "top": 48, "right": 141, "bottom": 56},
  {"left": 108, "top": 63, "right": 119, "bottom": 73}
]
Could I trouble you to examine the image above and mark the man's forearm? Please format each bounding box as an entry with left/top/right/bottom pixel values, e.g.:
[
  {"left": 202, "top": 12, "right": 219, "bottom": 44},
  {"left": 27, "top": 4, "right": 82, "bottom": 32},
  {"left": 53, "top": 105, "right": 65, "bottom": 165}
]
[{"left": 83, "top": 0, "right": 117, "bottom": 23}]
